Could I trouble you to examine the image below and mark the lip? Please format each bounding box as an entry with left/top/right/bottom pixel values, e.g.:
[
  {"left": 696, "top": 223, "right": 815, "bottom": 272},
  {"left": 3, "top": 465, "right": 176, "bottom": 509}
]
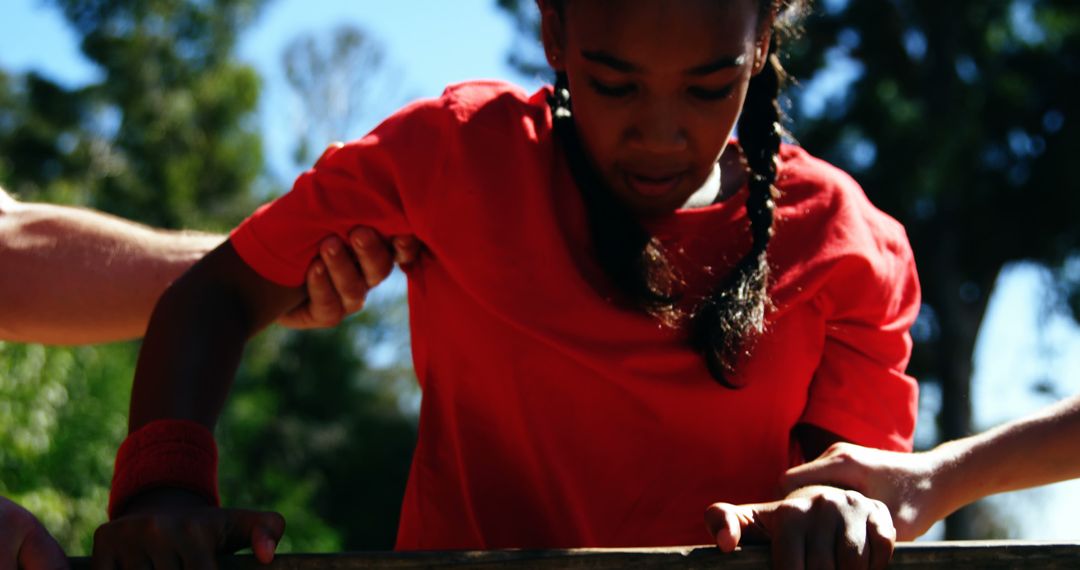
[{"left": 623, "top": 170, "right": 687, "bottom": 197}]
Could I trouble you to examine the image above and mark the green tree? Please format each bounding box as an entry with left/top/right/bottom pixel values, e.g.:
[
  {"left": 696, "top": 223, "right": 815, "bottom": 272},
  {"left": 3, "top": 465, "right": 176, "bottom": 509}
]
[
  {"left": 496, "top": 0, "right": 1080, "bottom": 539},
  {"left": 1, "top": 0, "right": 418, "bottom": 554},
  {"left": 1, "top": 0, "right": 271, "bottom": 552}
]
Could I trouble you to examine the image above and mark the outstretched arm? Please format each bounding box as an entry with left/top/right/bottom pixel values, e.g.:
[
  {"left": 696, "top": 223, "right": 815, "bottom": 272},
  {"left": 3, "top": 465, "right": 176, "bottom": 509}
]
[
  {"left": 0, "top": 193, "right": 222, "bottom": 344},
  {"left": 0, "top": 187, "right": 421, "bottom": 344},
  {"left": 782, "top": 394, "right": 1080, "bottom": 540}
]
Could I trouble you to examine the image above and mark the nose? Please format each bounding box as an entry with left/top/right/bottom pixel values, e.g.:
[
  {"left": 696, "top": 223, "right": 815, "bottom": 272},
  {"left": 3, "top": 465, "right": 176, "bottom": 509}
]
[{"left": 627, "top": 100, "right": 689, "bottom": 154}]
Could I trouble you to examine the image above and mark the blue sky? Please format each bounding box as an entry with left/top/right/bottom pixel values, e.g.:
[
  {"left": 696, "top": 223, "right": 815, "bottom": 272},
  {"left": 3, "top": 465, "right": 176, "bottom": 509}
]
[{"left": 2, "top": 0, "right": 1079, "bottom": 542}]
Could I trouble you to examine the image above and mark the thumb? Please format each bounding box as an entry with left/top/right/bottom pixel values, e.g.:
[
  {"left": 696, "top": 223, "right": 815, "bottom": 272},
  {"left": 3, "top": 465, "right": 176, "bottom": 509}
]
[
  {"left": 782, "top": 455, "right": 861, "bottom": 496},
  {"left": 218, "top": 509, "right": 286, "bottom": 565},
  {"left": 18, "top": 525, "right": 69, "bottom": 570},
  {"left": 704, "top": 502, "right": 770, "bottom": 553}
]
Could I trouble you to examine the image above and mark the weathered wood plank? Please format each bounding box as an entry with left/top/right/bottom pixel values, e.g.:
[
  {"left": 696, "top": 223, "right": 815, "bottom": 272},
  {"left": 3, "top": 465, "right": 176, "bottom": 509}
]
[{"left": 69, "top": 541, "right": 1080, "bottom": 569}]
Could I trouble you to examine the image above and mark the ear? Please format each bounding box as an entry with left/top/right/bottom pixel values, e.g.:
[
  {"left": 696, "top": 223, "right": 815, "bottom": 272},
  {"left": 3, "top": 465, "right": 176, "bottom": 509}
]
[{"left": 538, "top": 0, "right": 567, "bottom": 72}]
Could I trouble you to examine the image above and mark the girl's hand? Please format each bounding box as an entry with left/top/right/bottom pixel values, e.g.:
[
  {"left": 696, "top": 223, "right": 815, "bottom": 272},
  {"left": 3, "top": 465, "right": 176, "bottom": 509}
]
[
  {"left": 705, "top": 485, "right": 895, "bottom": 570},
  {"left": 279, "top": 226, "right": 423, "bottom": 329},
  {"left": 0, "top": 495, "right": 69, "bottom": 570},
  {"left": 782, "top": 442, "right": 942, "bottom": 541},
  {"left": 92, "top": 489, "right": 285, "bottom": 569}
]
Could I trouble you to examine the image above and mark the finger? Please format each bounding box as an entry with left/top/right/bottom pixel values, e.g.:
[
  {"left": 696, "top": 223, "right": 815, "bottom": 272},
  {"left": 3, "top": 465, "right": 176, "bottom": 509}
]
[
  {"left": 348, "top": 227, "right": 394, "bottom": 288},
  {"left": 304, "top": 258, "right": 346, "bottom": 325},
  {"left": 805, "top": 506, "right": 839, "bottom": 570},
  {"left": 252, "top": 524, "right": 282, "bottom": 565},
  {"left": 704, "top": 502, "right": 765, "bottom": 553},
  {"left": 866, "top": 502, "right": 896, "bottom": 570},
  {"left": 756, "top": 503, "right": 807, "bottom": 570},
  {"left": 392, "top": 235, "right": 423, "bottom": 266},
  {"left": 19, "top": 524, "right": 70, "bottom": 570},
  {"left": 835, "top": 512, "right": 868, "bottom": 570},
  {"left": 91, "top": 527, "right": 117, "bottom": 570},
  {"left": 323, "top": 236, "right": 370, "bottom": 313},
  {"left": 218, "top": 510, "right": 286, "bottom": 565}
]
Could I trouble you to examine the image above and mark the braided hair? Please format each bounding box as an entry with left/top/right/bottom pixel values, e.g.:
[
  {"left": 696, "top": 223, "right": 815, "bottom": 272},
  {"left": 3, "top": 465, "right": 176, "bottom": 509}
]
[{"left": 547, "top": 0, "right": 808, "bottom": 387}]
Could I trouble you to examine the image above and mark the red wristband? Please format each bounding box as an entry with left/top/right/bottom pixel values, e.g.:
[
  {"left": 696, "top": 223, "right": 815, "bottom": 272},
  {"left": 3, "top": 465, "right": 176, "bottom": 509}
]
[{"left": 108, "top": 419, "right": 220, "bottom": 519}]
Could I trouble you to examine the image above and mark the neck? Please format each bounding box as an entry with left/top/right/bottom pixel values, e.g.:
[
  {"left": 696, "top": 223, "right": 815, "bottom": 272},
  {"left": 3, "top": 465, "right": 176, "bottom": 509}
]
[{"left": 680, "top": 163, "right": 723, "bottom": 209}]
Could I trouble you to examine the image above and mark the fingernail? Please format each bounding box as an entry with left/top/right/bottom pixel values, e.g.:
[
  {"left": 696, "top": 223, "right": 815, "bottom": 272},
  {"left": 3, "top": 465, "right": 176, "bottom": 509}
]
[{"left": 353, "top": 228, "right": 374, "bottom": 247}]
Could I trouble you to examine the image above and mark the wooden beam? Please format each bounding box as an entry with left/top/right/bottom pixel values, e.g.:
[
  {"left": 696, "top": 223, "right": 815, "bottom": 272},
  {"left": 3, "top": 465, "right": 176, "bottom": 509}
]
[{"left": 69, "top": 541, "right": 1080, "bottom": 569}]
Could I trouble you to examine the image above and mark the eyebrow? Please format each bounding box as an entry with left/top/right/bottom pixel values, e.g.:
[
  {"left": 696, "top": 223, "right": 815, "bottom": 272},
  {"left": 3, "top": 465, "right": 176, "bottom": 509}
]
[{"left": 581, "top": 50, "right": 746, "bottom": 76}]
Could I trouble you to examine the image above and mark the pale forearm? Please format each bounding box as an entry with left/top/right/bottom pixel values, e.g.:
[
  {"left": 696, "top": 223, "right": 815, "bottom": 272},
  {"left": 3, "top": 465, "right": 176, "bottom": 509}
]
[
  {"left": 0, "top": 200, "right": 223, "bottom": 344},
  {"left": 932, "top": 394, "right": 1080, "bottom": 516}
]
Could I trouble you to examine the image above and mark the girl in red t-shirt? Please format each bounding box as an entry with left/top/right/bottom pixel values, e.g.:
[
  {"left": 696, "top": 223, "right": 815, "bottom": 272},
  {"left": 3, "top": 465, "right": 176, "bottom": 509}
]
[{"left": 95, "top": 1, "right": 919, "bottom": 569}]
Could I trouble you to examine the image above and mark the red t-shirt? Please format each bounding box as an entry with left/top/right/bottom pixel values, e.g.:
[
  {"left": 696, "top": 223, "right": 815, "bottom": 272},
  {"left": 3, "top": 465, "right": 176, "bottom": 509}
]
[{"left": 230, "top": 81, "right": 920, "bottom": 549}]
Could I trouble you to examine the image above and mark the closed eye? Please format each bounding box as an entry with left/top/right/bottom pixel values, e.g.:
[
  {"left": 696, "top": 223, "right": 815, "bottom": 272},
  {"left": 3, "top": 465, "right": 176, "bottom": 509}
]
[
  {"left": 588, "top": 78, "right": 636, "bottom": 98},
  {"left": 689, "top": 85, "right": 735, "bottom": 101}
]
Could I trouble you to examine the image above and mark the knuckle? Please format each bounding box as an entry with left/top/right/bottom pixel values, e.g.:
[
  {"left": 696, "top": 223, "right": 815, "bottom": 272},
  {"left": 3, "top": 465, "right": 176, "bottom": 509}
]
[
  {"left": 267, "top": 511, "right": 287, "bottom": 533},
  {"left": 350, "top": 227, "right": 377, "bottom": 248},
  {"left": 342, "top": 292, "right": 368, "bottom": 312},
  {"left": 825, "top": 441, "right": 850, "bottom": 456},
  {"left": 843, "top": 489, "right": 865, "bottom": 506},
  {"left": 93, "top": 523, "right": 108, "bottom": 542},
  {"left": 341, "top": 283, "right": 369, "bottom": 302},
  {"left": 812, "top": 494, "right": 847, "bottom": 517},
  {"left": 181, "top": 517, "right": 207, "bottom": 537},
  {"left": 145, "top": 514, "right": 168, "bottom": 537}
]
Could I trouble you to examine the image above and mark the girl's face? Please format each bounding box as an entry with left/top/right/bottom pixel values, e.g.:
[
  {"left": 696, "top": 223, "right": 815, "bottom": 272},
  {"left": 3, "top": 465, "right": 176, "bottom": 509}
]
[{"left": 541, "top": 0, "right": 772, "bottom": 216}]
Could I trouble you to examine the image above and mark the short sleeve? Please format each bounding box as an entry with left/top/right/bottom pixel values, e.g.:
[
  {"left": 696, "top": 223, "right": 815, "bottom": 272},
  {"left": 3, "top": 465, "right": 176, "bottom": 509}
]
[
  {"left": 798, "top": 223, "right": 921, "bottom": 452},
  {"left": 229, "top": 97, "right": 451, "bottom": 287}
]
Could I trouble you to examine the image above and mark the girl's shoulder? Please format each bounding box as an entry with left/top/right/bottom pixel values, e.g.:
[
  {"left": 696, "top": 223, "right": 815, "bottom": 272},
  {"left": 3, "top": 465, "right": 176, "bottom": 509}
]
[
  {"left": 775, "top": 144, "right": 908, "bottom": 248},
  {"left": 401, "top": 80, "right": 552, "bottom": 133},
  {"left": 769, "top": 145, "right": 917, "bottom": 305}
]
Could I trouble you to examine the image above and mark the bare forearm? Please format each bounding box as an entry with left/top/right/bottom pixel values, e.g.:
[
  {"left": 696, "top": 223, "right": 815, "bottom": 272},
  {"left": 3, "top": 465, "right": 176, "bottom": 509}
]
[
  {"left": 933, "top": 394, "right": 1080, "bottom": 515},
  {"left": 129, "top": 242, "right": 304, "bottom": 430},
  {"left": 0, "top": 200, "right": 222, "bottom": 344}
]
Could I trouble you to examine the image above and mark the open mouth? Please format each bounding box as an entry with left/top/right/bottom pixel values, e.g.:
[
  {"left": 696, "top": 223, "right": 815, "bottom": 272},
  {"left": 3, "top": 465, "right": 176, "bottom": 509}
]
[{"left": 623, "top": 170, "right": 686, "bottom": 197}]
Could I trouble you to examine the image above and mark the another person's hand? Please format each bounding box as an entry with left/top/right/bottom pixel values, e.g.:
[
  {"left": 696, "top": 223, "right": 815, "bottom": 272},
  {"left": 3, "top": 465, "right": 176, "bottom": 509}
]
[
  {"left": 278, "top": 226, "right": 423, "bottom": 329},
  {"left": 781, "top": 442, "right": 941, "bottom": 541},
  {"left": 705, "top": 485, "right": 895, "bottom": 570},
  {"left": 92, "top": 489, "right": 284, "bottom": 569},
  {"left": 0, "top": 495, "right": 69, "bottom": 570}
]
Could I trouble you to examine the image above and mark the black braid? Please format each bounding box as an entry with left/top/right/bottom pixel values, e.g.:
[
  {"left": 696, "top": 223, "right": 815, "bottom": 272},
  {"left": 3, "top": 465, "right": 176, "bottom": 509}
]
[
  {"left": 691, "top": 47, "right": 783, "bottom": 387},
  {"left": 549, "top": 73, "right": 681, "bottom": 318}
]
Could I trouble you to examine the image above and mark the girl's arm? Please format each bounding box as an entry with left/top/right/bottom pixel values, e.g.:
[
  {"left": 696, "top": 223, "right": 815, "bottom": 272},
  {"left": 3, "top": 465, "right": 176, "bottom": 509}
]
[
  {"left": 782, "top": 394, "right": 1080, "bottom": 540},
  {"left": 127, "top": 240, "right": 304, "bottom": 429},
  {"left": 91, "top": 241, "right": 308, "bottom": 567}
]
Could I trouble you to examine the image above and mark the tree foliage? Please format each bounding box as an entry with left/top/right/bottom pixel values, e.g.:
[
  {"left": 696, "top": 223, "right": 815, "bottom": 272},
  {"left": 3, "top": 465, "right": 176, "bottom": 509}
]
[{"left": 1, "top": 1, "right": 416, "bottom": 554}]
